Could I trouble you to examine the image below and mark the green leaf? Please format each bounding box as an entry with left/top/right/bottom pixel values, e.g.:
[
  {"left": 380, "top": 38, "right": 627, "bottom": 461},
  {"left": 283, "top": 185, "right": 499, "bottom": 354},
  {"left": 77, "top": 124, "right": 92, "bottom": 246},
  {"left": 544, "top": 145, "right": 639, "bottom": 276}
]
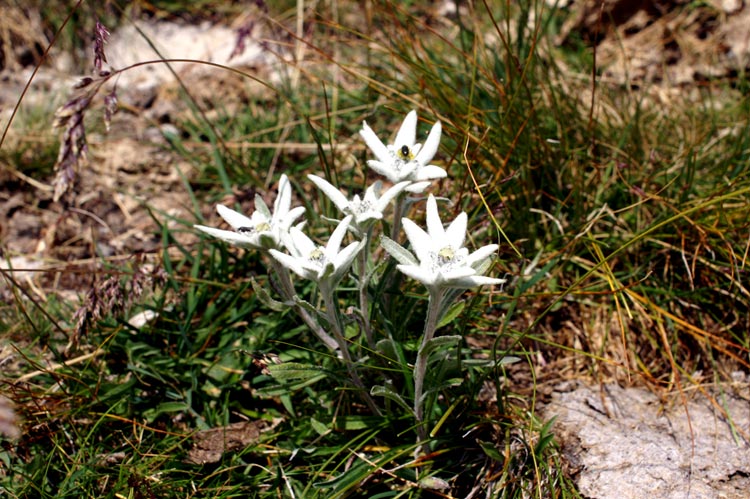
[
  {"left": 267, "top": 362, "right": 328, "bottom": 381},
  {"left": 313, "top": 459, "right": 371, "bottom": 491},
  {"left": 370, "top": 385, "right": 413, "bottom": 415},
  {"left": 314, "top": 448, "right": 402, "bottom": 494},
  {"left": 375, "top": 338, "right": 398, "bottom": 362},
  {"left": 251, "top": 276, "right": 285, "bottom": 312},
  {"left": 479, "top": 440, "right": 504, "bottom": 462},
  {"left": 420, "top": 335, "right": 462, "bottom": 360},
  {"left": 293, "top": 296, "right": 319, "bottom": 316},
  {"left": 205, "top": 352, "right": 242, "bottom": 383},
  {"left": 380, "top": 236, "right": 418, "bottom": 266},
  {"left": 437, "top": 300, "right": 465, "bottom": 329},
  {"left": 257, "top": 374, "right": 325, "bottom": 396},
  {"left": 310, "top": 418, "right": 329, "bottom": 436},
  {"left": 462, "top": 356, "right": 522, "bottom": 367},
  {"left": 143, "top": 401, "right": 190, "bottom": 422},
  {"left": 280, "top": 393, "right": 294, "bottom": 416},
  {"left": 334, "top": 415, "right": 383, "bottom": 431},
  {"left": 419, "top": 377, "right": 463, "bottom": 406},
  {"left": 535, "top": 417, "right": 557, "bottom": 457},
  {"left": 519, "top": 253, "right": 558, "bottom": 293}
]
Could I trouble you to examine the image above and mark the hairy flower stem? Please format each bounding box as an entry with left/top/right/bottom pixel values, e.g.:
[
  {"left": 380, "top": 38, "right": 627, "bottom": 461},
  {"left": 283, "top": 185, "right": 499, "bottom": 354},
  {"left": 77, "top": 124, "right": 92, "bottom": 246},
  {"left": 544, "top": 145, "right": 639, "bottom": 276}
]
[
  {"left": 413, "top": 288, "right": 445, "bottom": 454},
  {"left": 383, "top": 193, "right": 407, "bottom": 313},
  {"left": 268, "top": 259, "right": 339, "bottom": 352},
  {"left": 391, "top": 193, "right": 406, "bottom": 242},
  {"left": 320, "top": 283, "right": 382, "bottom": 416},
  {"left": 357, "top": 229, "right": 375, "bottom": 351}
]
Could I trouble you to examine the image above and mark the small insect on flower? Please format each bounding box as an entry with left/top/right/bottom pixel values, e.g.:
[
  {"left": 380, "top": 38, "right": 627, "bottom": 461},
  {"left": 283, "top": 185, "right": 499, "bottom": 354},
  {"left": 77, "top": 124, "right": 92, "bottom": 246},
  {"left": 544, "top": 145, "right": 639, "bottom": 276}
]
[
  {"left": 398, "top": 145, "right": 413, "bottom": 160},
  {"left": 237, "top": 222, "right": 270, "bottom": 234}
]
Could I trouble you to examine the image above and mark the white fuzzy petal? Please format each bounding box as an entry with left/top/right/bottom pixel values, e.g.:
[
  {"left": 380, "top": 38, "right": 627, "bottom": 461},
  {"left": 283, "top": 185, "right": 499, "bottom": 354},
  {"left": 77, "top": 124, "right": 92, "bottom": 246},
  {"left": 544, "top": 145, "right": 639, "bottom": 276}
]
[
  {"left": 326, "top": 215, "right": 353, "bottom": 256},
  {"left": 397, "top": 264, "right": 436, "bottom": 287},
  {"left": 365, "top": 180, "right": 383, "bottom": 198},
  {"left": 425, "top": 195, "right": 446, "bottom": 241},
  {"left": 441, "top": 266, "right": 478, "bottom": 281},
  {"left": 274, "top": 174, "right": 292, "bottom": 217},
  {"left": 450, "top": 275, "right": 506, "bottom": 288},
  {"left": 414, "top": 120, "right": 441, "bottom": 165},
  {"left": 280, "top": 206, "right": 307, "bottom": 230},
  {"left": 254, "top": 194, "right": 272, "bottom": 219},
  {"left": 445, "top": 212, "right": 468, "bottom": 248},
  {"left": 405, "top": 181, "right": 431, "bottom": 193},
  {"left": 308, "top": 174, "right": 350, "bottom": 212},
  {"left": 415, "top": 165, "right": 447, "bottom": 181},
  {"left": 366, "top": 160, "right": 399, "bottom": 182},
  {"left": 354, "top": 211, "right": 383, "bottom": 225},
  {"left": 330, "top": 241, "right": 363, "bottom": 283},
  {"left": 216, "top": 205, "right": 254, "bottom": 230},
  {"left": 394, "top": 110, "right": 418, "bottom": 148},
  {"left": 465, "top": 244, "right": 498, "bottom": 267},
  {"left": 398, "top": 161, "right": 419, "bottom": 181},
  {"left": 195, "top": 225, "right": 260, "bottom": 248},
  {"left": 269, "top": 250, "right": 310, "bottom": 280},
  {"left": 360, "top": 122, "right": 391, "bottom": 163},
  {"left": 402, "top": 218, "right": 432, "bottom": 263},
  {"left": 375, "top": 181, "right": 409, "bottom": 212},
  {"left": 288, "top": 227, "right": 317, "bottom": 257}
]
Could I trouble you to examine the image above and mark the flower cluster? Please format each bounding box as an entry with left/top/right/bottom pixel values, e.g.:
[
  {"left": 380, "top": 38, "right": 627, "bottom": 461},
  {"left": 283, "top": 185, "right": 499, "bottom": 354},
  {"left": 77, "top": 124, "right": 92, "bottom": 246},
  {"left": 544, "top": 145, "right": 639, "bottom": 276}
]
[
  {"left": 195, "top": 108, "right": 506, "bottom": 453},
  {"left": 196, "top": 110, "right": 501, "bottom": 292}
]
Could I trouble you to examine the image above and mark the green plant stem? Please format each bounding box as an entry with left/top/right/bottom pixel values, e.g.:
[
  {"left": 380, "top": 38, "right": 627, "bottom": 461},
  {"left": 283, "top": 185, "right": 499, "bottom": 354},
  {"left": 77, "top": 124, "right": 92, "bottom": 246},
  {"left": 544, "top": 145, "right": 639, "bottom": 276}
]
[
  {"left": 357, "top": 228, "right": 375, "bottom": 351},
  {"left": 320, "top": 282, "right": 381, "bottom": 416},
  {"left": 268, "top": 258, "right": 339, "bottom": 351},
  {"left": 413, "top": 287, "right": 445, "bottom": 454}
]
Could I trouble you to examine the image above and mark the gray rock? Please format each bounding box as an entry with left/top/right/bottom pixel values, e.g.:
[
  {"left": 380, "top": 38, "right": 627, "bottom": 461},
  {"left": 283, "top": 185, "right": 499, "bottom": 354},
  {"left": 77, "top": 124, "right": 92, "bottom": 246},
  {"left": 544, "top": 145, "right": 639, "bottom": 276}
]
[{"left": 543, "top": 381, "right": 750, "bottom": 499}]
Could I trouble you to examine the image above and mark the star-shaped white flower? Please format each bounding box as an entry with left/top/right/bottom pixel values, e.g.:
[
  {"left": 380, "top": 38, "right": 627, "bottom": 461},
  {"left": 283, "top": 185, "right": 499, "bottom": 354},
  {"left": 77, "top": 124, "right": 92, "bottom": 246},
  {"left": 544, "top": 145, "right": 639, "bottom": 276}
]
[
  {"left": 307, "top": 174, "right": 410, "bottom": 234},
  {"left": 383, "top": 195, "right": 504, "bottom": 291},
  {"left": 359, "top": 110, "right": 446, "bottom": 193},
  {"left": 269, "top": 215, "right": 363, "bottom": 287},
  {"left": 194, "top": 174, "right": 305, "bottom": 250}
]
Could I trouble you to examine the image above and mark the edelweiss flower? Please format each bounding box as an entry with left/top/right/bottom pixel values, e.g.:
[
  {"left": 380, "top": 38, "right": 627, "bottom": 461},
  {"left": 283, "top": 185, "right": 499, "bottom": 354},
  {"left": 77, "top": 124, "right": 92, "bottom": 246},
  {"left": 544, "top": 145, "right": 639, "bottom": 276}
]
[
  {"left": 307, "top": 174, "right": 410, "bottom": 234},
  {"left": 384, "top": 195, "right": 504, "bottom": 291},
  {"left": 269, "top": 215, "right": 363, "bottom": 287},
  {"left": 194, "top": 174, "right": 305, "bottom": 250},
  {"left": 359, "top": 110, "right": 446, "bottom": 193}
]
